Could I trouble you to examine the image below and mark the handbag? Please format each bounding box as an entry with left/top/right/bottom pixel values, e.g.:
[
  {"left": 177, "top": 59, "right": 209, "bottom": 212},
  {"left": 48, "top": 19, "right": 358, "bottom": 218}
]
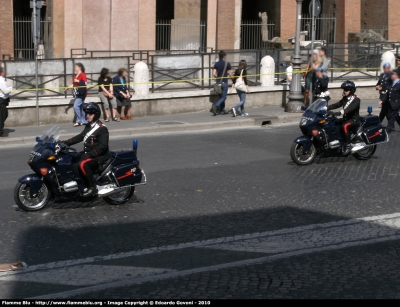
[
  {"left": 234, "top": 69, "right": 247, "bottom": 92},
  {"left": 213, "top": 61, "right": 228, "bottom": 95}
]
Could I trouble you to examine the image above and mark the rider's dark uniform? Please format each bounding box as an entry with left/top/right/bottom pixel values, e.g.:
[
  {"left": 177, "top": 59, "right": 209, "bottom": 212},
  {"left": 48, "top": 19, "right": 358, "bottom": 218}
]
[
  {"left": 328, "top": 94, "right": 361, "bottom": 145},
  {"left": 376, "top": 71, "right": 392, "bottom": 122},
  {"left": 65, "top": 120, "right": 110, "bottom": 188}
]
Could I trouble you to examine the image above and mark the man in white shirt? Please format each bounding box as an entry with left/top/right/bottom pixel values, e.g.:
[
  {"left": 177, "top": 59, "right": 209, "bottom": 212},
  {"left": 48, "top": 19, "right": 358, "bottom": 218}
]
[
  {"left": 0, "top": 67, "right": 12, "bottom": 137},
  {"left": 286, "top": 60, "right": 293, "bottom": 87}
]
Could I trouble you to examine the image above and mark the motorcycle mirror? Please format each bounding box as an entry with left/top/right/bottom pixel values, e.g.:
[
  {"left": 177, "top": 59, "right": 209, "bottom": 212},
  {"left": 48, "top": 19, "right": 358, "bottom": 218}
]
[
  {"left": 35, "top": 136, "right": 41, "bottom": 143},
  {"left": 367, "top": 106, "right": 373, "bottom": 115}
]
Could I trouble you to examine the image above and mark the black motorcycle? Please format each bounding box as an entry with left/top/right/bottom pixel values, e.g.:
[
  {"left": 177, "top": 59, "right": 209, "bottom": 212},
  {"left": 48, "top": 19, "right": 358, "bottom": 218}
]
[
  {"left": 14, "top": 125, "right": 147, "bottom": 211},
  {"left": 290, "top": 99, "right": 389, "bottom": 165}
]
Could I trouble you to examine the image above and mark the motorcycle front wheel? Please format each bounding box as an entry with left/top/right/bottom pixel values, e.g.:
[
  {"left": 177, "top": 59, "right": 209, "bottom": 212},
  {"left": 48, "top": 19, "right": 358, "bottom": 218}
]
[
  {"left": 290, "top": 142, "right": 316, "bottom": 165},
  {"left": 14, "top": 182, "right": 50, "bottom": 212},
  {"left": 104, "top": 187, "right": 135, "bottom": 205},
  {"left": 353, "top": 145, "right": 377, "bottom": 160}
]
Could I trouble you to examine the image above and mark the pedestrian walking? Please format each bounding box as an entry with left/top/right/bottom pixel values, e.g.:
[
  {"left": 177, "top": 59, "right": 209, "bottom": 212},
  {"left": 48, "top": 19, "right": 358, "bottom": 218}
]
[
  {"left": 313, "top": 67, "right": 330, "bottom": 102},
  {"left": 212, "top": 51, "right": 233, "bottom": 115},
  {"left": 65, "top": 63, "right": 88, "bottom": 127},
  {"left": 377, "top": 62, "right": 392, "bottom": 123},
  {"left": 385, "top": 69, "right": 400, "bottom": 134},
  {"left": 113, "top": 68, "right": 132, "bottom": 120},
  {"left": 98, "top": 68, "right": 119, "bottom": 122},
  {"left": 230, "top": 60, "right": 250, "bottom": 117},
  {"left": 0, "top": 67, "right": 12, "bottom": 137}
]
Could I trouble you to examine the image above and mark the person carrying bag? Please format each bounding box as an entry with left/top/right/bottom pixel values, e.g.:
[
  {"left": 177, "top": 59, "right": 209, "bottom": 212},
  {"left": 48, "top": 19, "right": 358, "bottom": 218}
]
[
  {"left": 230, "top": 60, "right": 250, "bottom": 117},
  {"left": 211, "top": 51, "right": 233, "bottom": 115}
]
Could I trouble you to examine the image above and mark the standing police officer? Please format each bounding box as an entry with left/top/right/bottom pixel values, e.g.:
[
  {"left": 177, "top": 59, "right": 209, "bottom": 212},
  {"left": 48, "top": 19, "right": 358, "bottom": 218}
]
[
  {"left": 376, "top": 62, "right": 392, "bottom": 122},
  {"left": 386, "top": 69, "right": 400, "bottom": 134}
]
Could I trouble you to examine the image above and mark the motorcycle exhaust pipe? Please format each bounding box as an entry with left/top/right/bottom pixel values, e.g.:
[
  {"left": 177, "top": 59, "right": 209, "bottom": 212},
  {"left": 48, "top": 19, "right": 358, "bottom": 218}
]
[{"left": 97, "top": 170, "right": 147, "bottom": 199}]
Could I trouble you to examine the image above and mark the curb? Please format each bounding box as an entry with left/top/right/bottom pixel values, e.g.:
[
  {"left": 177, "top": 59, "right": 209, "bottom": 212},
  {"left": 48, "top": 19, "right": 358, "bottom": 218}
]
[{"left": 0, "top": 113, "right": 302, "bottom": 146}]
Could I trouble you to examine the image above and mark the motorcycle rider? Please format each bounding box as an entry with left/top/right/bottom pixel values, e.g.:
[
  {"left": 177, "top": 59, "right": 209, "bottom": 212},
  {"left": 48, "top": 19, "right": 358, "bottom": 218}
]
[
  {"left": 327, "top": 81, "right": 360, "bottom": 154},
  {"left": 61, "top": 103, "right": 110, "bottom": 197}
]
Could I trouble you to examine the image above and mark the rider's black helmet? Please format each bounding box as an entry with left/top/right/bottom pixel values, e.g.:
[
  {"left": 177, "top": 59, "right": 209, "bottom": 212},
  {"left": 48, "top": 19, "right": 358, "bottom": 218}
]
[
  {"left": 83, "top": 102, "right": 101, "bottom": 121},
  {"left": 341, "top": 80, "right": 356, "bottom": 95}
]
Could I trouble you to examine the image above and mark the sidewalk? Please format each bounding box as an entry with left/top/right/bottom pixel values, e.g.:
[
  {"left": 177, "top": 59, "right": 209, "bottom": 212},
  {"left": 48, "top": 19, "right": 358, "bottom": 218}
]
[
  {"left": 0, "top": 99, "right": 379, "bottom": 146},
  {"left": 0, "top": 105, "right": 302, "bottom": 146}
]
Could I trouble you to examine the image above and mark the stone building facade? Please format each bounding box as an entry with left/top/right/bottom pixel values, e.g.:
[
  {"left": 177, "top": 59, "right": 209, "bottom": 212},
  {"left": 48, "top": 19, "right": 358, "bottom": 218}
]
[{"left": 1, "top": 0, "right": 400, "bottom": 58}]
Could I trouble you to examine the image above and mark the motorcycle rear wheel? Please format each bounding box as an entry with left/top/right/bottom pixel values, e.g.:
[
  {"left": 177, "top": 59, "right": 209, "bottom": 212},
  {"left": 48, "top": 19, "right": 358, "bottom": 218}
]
[
  {"left": 290, "top": 143, "right": 316, "bottom": 165},
  {"left": 104, "top": 187, "right": 135, "bottom": 205},
  {"left": 352, "top": 145, "right": 377, "bottom": 160},
  {"left": 14, "top": 182, "right": 50, "bottom": 212}
]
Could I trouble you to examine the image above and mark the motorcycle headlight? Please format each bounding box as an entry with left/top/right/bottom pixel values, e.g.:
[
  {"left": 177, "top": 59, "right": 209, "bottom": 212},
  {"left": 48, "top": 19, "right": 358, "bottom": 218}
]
[{"left": 300, "top": 118, "right": 308, "bottom": 126}]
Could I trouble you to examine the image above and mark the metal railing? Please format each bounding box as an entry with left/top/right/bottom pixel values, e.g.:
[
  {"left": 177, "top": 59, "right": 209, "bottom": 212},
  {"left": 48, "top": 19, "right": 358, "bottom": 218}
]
[
  {"left": 240, "top": 21, "right": 275, "bottom": 50},
  {"left": 4, "top": 42, "right": 396, "bottom": 99},
  {"left": 13, "top": 16, "right": 52, "bottom": 59},
  {"left": 156, "top": 19, "right": 207, "bottom": 51},
  {"left": 301, "top": 14, "right": 336, "bottom": 44}
]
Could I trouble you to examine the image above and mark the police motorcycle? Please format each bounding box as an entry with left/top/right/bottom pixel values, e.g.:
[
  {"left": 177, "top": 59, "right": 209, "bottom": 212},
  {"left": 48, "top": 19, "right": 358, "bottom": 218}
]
[
  {"left": 14, "top": 125, "right": 147, "bottom": 211},
  {"left": 290, "top": 99, "right": 389, "bottom": 165}
]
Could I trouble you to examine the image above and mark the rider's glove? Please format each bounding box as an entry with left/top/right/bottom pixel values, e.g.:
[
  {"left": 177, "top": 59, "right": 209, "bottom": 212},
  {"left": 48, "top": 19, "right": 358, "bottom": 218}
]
[
  {"left": 58, "top": 142, "right": 68, "bottom": 150},
  {"left": 334, "top": 112, "right": 342, "bottom": 116}
]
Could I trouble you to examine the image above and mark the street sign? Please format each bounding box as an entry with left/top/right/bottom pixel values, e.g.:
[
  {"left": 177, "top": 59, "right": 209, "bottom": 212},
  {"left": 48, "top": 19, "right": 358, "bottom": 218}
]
[
  {"left": 30, "top": 0, "right": 42, "bottom": 46},
  {"left": 309, "top": 0, "right": 322, "bottom": 17}
]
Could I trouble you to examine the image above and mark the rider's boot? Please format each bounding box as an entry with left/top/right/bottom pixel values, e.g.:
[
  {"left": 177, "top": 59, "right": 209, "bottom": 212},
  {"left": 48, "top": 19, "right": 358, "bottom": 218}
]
[
  {"left": 343, "top": 134, "right": 352, "bottom": 154},
  {"left": 82, "top": 186, "right": 98, "bottom": 197}
]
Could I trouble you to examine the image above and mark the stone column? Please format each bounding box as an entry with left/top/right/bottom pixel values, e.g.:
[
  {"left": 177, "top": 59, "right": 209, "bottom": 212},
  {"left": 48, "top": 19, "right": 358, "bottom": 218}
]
[
  {"left": 0, "top": 0, "right": 14, "bottom": 58},
  {"left": 336, "top": 0, "right": 361, "bottom": 43},
  {"left": 260, "top": 56, "right": 275, "bottom": 87},
  {"left": 171, "top": 0, "right": 201, "bottom": 50},
  {"left": 388, "top": 0, "right": 400, "bottom": 41},
  {"left": 52, "top": 0, "right": 65, "bottom": 58},
  {"left": 279, "top": 0, "right": 297, "bottom": 42},
  {"left": 133, "top": 61, "right": 149, "bottom": 96},
  {"left": 233, "top": 0, "right": 241, "bottom": 50},
  {"left": 63, "top": 0, "right": 83, "bottom": 57},
  {"left": 138, "top": 0, "right": 156, "bottom": 50},
  {"left": 381, "top": 51, "right": 395, "bottom": 73},
  {"left": 207, "top": 0, "right": 218, "bottom": 51},
  {"left": 111, "top": 0, "right": 139, "bottom": 52}
]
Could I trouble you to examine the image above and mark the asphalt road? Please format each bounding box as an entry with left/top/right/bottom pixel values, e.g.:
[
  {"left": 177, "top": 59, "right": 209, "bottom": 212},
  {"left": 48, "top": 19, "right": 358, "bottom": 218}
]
[{"left": 1, "top": 119, "right": 400, "bottom": 299}]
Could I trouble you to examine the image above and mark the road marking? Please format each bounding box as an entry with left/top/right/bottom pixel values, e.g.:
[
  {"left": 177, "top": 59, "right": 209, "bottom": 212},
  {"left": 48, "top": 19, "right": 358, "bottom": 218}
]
[
  {"left": 3, "top": 212, "right": 400, "bottom": 298},
  {"left": 0, "top": 265, "right": 174, "bottom": 286},
  {"left": 2, "top": 212, "right": 400, "bottom": 279},
  {"left": 30, "top": 234, "right": 400, "bottom": 299}
]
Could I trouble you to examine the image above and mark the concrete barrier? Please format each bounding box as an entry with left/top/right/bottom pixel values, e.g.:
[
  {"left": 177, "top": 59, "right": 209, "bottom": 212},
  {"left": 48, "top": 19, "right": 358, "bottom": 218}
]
[{"left": 6, "top": 81, "right": 378, "bottom": 127}]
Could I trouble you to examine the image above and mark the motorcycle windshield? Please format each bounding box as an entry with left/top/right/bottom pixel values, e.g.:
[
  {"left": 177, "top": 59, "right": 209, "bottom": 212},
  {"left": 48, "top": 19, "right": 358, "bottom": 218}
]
[
  {"left": 306, "top": 99, "right": 328, "bottom": 114},
  {"left": 39, "top": 125, "right": 61, "bottom": 144}
]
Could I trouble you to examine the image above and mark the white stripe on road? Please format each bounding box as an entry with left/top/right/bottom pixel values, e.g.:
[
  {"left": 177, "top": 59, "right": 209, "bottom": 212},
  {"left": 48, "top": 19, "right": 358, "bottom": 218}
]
[
  {"left": 2, "top": 212, "right": 400, "bottom": 279},
  {"left": 30, "top": 234, "right": 400, "bottom": 299}
]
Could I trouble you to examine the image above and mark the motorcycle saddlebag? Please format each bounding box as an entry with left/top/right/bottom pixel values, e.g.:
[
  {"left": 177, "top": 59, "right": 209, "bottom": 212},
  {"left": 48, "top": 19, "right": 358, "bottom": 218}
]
[
  {"left": 112, "top": 162, "right": 142, "bottom": 186},
  {"left": 364, "top": 125, "right": 387, "bottom": 144}
]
